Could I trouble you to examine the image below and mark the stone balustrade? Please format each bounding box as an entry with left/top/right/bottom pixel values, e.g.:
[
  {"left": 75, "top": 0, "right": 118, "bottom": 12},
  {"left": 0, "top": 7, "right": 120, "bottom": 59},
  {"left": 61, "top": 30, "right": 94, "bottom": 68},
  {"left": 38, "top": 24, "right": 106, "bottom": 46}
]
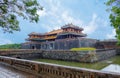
[{"left": 0, "top": 56, "right": 120, "bottom": 78}]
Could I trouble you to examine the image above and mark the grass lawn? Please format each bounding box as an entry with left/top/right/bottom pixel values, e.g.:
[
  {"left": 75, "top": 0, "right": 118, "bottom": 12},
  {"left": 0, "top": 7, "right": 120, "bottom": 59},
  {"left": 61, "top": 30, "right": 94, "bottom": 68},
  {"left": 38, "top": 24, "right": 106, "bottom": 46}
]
[{"left": 35, "top": 55, "right": 120, "bottom": 70}]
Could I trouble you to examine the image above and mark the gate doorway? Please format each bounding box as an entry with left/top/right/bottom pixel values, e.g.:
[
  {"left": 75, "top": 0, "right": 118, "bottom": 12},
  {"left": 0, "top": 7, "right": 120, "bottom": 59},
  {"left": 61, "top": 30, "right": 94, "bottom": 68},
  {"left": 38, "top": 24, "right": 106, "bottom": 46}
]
[{"left": 32, "top": 46, "right": 36, "bottom": 49}]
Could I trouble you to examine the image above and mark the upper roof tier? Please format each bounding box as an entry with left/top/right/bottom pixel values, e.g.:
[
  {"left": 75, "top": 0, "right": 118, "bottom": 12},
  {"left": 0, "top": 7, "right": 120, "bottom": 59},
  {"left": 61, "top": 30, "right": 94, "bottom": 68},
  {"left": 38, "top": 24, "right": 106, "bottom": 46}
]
[
  {"left": 28, "top": 32, "right": 44, "bottom": 36},
  {"left": 28, "top": 23, "right": 86, "bottom": 37},
  {"left": 61, "top": 23, "right": 83, "bottom": 30}
]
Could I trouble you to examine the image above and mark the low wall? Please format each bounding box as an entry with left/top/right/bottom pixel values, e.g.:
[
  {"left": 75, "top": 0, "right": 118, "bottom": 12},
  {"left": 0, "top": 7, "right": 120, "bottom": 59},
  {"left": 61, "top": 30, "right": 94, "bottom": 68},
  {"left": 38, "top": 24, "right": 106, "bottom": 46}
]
[
  {"left": 116, "top": 48, "right": 120, "bottom": 55},
  {"left": 42, "top": 50, "right": 97, "bottom": 62},
  {"left": 0, "top": 49, "right": 43, "bottom": 60},
  {"left": 42, "top": 49, "right": 117, "bottom": 62},
  {"left": 96, "top": 49, "right": 116, "bottom": 61},
  {"left": 0, "top": 49, "right": 117, "bottom": 63},
  {"left": 0, "top": 49, "right": 43, "bottom": 55},
  {"left": 0, "top": 56, "right": 119, "bottom": 78}
]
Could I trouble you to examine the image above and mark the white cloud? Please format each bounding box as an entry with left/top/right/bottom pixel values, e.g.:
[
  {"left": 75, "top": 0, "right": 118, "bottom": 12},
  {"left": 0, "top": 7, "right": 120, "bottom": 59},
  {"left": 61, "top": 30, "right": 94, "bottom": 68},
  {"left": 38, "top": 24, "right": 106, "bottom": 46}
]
[
  {"left": 40, "top": 0, "right": 61, "bottom": 18},
  {"left": 46, "top": 0, "right": 61, "bottom": 17},
  {"left": 106, "top": 29, "right": 116, "bottom": 39},
  {"left": 61, "top": 11, "right": 83, "bottom": 25},
  {"left": 0, "top": 33, "right": 13, "bottom": 45},
  {"left": 37, "top": 9, "right": 47, "bottom": 17},
  {"left": 84, "top": 14, "right": 98, "bottom": 34},
  {"left": 39, "top": 0, "right": 84, "bottom": 30},
  {"left": 38, "top": 0, "right": 109, "bottom": 37},
  {"left": 0, "top": 38, "right": 13, "bottom": 45}
]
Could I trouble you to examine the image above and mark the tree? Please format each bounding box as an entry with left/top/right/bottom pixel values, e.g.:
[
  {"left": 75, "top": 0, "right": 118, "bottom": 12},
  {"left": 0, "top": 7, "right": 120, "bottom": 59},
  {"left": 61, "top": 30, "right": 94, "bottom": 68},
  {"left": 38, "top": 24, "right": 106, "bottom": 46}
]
[
  {"left": 106, "top": 0, "right": 120, "bottom": 44},
  {"left": 0, "top": 43, "right": 21, "bottom": 49},
  {"left": 0, "top": 0, "right": 42, "bottom": 33}
]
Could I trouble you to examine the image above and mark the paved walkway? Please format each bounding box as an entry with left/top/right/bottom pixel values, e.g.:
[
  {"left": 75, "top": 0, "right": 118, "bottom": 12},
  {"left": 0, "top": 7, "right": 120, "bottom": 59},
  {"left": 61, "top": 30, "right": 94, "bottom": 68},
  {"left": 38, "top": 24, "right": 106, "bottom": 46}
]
[
  {"left": 0, "top": 63, "right": 37, "bottom": 78},
  {"left": 102, "top": 64, "right": 120, "bottom": 74}
]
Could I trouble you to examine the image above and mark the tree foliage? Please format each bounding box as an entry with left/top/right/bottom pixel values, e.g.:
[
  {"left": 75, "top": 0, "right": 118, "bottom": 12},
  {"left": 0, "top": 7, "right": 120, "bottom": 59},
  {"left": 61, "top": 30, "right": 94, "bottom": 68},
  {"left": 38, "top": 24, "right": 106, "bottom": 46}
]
[
  {"left": 106, "top": 0, "right": 120, "bottom": 44},
  {"left": 0, "top": 44, "right": 21, "bottom": 49},
  {"left": 0, "top": 0, "right": 42, "bottom": 33}
]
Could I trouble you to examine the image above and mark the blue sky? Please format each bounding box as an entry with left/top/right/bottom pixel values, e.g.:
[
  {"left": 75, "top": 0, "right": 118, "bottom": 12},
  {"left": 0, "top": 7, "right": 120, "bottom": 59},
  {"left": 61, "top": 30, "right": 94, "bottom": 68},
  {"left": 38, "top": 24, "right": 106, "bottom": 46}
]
[{"left": 0, "top": 0, "right": 116, "bottom": 45}]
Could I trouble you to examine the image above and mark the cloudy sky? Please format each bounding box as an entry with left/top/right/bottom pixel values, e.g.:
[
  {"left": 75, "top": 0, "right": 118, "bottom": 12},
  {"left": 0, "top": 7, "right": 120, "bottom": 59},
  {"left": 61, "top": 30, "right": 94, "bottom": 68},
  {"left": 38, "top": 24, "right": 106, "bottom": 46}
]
[{"left": 0, "top": 0, "right": 116, "bottom": 45}]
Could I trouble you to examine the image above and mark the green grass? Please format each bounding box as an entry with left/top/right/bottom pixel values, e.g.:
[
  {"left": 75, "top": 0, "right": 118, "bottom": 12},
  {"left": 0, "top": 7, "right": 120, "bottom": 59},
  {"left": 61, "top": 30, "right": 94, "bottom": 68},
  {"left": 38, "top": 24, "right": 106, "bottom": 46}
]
[
  {"left": 35, "top": 56, "right": 120, "bottom": 70},
  {"left": 71, "top": 47, "right": 96, "bottom": 51}
]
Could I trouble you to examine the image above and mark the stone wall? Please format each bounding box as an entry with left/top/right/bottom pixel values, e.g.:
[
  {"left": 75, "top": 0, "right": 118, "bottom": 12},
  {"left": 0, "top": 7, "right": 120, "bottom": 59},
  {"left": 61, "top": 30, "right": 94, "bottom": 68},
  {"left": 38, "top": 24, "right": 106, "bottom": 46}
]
[
  {"left": 54, "top": 39, "right": 80, "bottom": 50},
  {"left": 42, "top": 49, "right": 116, "bottom": 63},
  {"left": 0, "top": 49, "right": 97, "bottom": 62},
  {"left": 116, "top": 48, "right": 120, "bottom": 55},
  {"left": 96, "top": 49, "right": 116, "bottom": 61},
  {"left": 21, "top": 43, "right": 42, "bottom": 49},
  {"left": 21, "top": 38, "right": 97, "bottom": 50},
  {"left": 42, "top": 50, "right": 98, "bottom": 62},
  {"left": 0, "top": 56, "right": 119, "bottom": 78},
  {"left": 0, "top": 49, "right": 117, "bottom": 63},
  {"left": 0, "top": 49, "right": 43, "bottom": 59}
]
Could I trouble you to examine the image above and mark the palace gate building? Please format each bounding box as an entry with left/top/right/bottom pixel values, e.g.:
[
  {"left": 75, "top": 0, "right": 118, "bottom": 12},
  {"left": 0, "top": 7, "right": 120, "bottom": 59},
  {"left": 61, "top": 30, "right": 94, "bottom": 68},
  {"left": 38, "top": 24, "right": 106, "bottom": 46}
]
[{"left": 22, "top": 23, "right": 116, "bottom": 50}]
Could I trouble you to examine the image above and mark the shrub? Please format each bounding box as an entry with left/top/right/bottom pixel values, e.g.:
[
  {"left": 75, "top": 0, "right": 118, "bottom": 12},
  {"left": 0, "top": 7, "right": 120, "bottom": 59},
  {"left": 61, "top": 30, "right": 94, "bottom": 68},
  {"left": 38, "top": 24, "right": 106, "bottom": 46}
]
[{"left": 70, "top": 47, "right": 96, "bottom": 51}]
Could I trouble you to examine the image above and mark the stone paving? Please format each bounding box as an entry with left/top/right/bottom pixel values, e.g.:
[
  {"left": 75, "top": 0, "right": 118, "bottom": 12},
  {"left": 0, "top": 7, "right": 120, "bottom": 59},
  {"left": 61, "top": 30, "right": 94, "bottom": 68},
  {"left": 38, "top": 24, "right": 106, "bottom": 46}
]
[{"left": 0, "top": 63, "right": 37, "bottom": 78}]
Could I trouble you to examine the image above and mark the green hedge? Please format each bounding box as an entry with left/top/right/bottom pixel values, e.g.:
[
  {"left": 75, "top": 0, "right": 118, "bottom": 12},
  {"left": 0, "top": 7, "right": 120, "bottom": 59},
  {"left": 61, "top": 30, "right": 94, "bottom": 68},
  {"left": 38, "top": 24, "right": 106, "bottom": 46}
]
[{"left": 71, "top": 47, "right": 96, "bottom": 51}]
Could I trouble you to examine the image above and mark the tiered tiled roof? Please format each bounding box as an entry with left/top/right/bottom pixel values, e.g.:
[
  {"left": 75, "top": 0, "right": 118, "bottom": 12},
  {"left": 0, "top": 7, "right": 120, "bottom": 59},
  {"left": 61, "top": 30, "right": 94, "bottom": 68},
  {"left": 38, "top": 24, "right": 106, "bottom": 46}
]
[
  {"left": 28, "top": 32, "right": 43, "bottom": 36},
  {"left": 27, "top": 23, "right": 87, "bottom": 41},
  {"left": 61, "top": 23, "right": 83, "bottom": 30},
  {"left": 45, "top": 29, "right": 63, "bottom": 35}
]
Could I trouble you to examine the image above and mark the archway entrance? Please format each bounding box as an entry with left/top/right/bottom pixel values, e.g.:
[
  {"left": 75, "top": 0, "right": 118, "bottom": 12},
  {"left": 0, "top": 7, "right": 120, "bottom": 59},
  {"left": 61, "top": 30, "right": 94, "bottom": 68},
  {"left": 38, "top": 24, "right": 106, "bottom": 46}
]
[
  {"left": 32, "top": 46, "right": 35, "bottom": 49},
  {"left": 31, "top": 46, "right": 37, "bottom": 49}
]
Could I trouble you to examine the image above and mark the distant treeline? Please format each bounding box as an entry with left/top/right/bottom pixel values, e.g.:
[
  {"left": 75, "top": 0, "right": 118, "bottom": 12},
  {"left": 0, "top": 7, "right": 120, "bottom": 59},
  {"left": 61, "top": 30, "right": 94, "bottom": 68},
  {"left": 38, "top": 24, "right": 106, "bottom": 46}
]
[{"left": 0, "top": 44, "right": 21, "bottom": 49}]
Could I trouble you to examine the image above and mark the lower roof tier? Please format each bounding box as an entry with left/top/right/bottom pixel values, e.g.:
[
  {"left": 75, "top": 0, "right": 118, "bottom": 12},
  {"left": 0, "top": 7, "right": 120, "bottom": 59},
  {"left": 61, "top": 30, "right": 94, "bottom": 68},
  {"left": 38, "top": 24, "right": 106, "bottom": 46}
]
[
  {"left": 26, "top": 38, "right": 45, "bottom": 41},
  {"left": 57, "top": 32, "right": 87, "bottom": 37}
]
